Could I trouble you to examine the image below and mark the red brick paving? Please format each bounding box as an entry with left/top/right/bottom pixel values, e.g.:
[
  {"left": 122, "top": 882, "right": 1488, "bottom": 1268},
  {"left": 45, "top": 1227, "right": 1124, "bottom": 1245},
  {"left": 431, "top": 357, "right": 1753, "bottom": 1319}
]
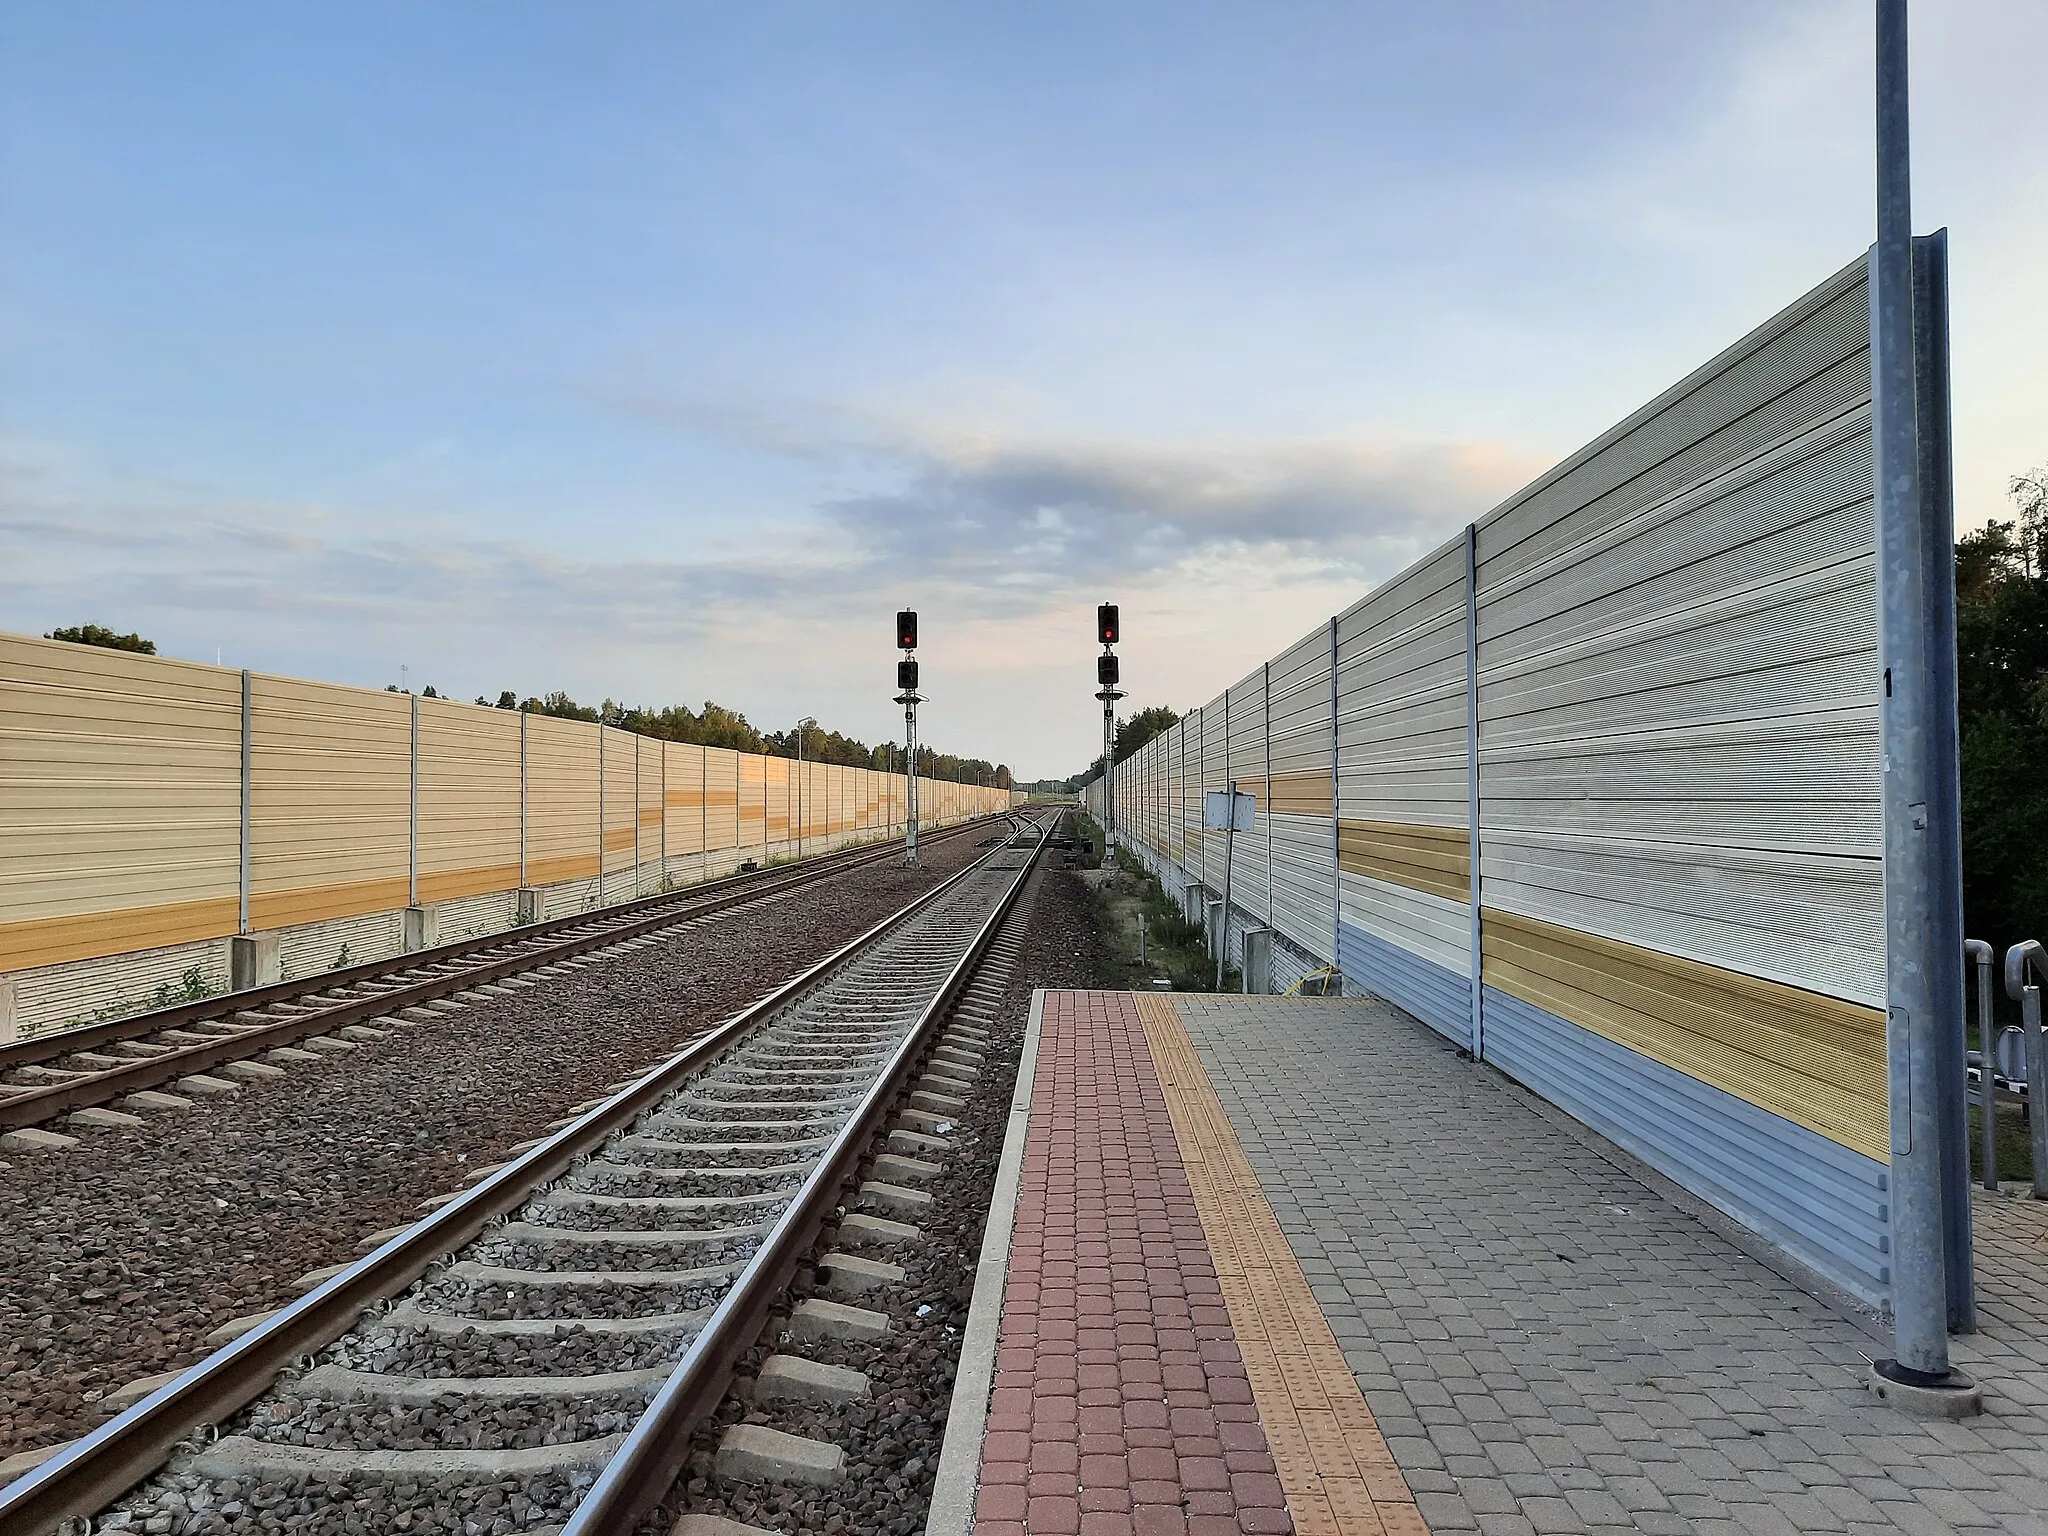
[{"left": 974, "top": 989, "right": 1292, "bottom": 1536}]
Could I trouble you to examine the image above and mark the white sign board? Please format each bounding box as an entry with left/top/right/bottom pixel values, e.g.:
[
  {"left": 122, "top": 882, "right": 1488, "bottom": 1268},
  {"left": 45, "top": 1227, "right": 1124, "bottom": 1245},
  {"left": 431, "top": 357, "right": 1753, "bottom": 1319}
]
[{"left": 1203, "top": 789, "right": 1257, "bottom": 832}]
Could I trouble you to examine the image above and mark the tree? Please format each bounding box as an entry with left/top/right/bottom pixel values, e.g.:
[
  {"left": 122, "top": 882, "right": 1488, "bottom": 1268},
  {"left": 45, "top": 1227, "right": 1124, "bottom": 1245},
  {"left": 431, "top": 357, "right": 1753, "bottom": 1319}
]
[
  {"left": 47, "top": 623, "right": 155, "bottom": 655},
  {"left": 1956, "top": 465, "right": 2048, "bottom": 966},
  {"left": 1115, "top": 706, "right": 1180, "bottom": 764}
]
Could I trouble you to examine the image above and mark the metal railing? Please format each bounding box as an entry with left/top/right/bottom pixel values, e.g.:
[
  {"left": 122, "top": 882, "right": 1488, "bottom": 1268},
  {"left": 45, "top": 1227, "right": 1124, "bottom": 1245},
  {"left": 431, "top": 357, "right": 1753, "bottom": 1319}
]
[{"left": 2000, "top": 940, "right": 2048, "bottom": 1199}]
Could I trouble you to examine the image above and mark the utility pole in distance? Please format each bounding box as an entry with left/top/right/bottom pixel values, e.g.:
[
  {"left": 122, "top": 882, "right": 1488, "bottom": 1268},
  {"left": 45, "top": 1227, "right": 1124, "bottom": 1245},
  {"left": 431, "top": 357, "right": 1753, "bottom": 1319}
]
[
  {"left": 895, "top": 610, "right": 921, "bottom": 868},
  {"left": 1096, "top": 603, "right": 1123, "bottom": 856}
]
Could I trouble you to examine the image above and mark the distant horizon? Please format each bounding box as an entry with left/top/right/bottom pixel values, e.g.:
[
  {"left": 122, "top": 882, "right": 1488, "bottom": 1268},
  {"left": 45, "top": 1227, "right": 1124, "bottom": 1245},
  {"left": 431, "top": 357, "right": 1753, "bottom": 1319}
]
[{"left": 4, "top": 2, "right": 2042, "bottom": 778}]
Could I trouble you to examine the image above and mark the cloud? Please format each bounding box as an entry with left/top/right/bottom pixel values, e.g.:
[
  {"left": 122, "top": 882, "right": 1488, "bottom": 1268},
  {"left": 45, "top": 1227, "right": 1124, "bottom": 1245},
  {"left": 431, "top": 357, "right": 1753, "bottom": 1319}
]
[
  {"left": 0, "top": 421, "right": 1540, "bottom": 774},
  {"left": 790, "top": 412, "right": 1542, "bottom": 604}
]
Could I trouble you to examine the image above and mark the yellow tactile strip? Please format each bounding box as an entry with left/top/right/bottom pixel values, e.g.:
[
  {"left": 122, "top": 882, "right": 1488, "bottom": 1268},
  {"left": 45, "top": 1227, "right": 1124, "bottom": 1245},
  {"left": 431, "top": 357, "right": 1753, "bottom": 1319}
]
[{"left": 1135, "top": 993, "right": 1429, "bottom": 1536}]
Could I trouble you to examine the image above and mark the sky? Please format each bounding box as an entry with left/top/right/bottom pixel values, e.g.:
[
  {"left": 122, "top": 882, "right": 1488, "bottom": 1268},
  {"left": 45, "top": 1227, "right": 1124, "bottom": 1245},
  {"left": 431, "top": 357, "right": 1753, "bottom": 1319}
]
[{"left": 2, "top": 2, "right": 2043, "bottom": 780}]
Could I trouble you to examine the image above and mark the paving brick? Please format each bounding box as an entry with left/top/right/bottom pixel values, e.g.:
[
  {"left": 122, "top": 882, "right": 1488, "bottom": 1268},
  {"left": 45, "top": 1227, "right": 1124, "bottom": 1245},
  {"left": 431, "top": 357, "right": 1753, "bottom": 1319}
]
[{"left": 1163, "top": 992, "right": 2048, "bottom": 1536}]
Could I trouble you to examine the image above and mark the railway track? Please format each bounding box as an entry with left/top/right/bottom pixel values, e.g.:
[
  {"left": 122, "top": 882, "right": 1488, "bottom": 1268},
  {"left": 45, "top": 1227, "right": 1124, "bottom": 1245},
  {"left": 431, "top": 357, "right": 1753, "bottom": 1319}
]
[
  {"left": 0, "top": 815, "right": 1008, "bottom": 1135},
  {"left": 0, "top": 811, "right": 1049, "bottom": 1535}
]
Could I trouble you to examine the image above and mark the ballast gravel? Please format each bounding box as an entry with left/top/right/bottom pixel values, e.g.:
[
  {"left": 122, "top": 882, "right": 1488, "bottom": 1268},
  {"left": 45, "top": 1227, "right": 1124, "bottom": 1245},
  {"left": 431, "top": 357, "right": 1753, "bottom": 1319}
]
[
  {"left": 0, "top": 830, "right": 995, "bottom": 1461},
  {"left": 657, "top": 843, "right": 1123, "bottom": 1535}
]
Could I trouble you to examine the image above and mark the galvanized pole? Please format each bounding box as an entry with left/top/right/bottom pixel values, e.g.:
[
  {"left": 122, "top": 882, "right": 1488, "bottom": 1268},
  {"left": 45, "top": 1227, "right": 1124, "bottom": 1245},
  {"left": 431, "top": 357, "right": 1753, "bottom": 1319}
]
[
  {"left": 1263, "top": 661, "right": 1274, "bottom": 935},
  {"left": 1102, "top": 693, "right": 1116, "bottom": 851},
  {"left": 1868, "top": 0, "right": 1973, "bottom": 1405},
  {"left": 238, "top": 670, "right": 252, "bottom": 936},
  {"left": 1466, "top": 524, "right": 1485, "bottom": 1060},
  {"left": 1328, "top": 617, "right": 1341, "bottom": 988},
  {"left": 905, "top": 701, "right": 919, "bottom": 868},
  {"left": 408, "top": 692, "right": 420, "bottom": 908},
  {"left": 1914, "top": 228, "right": 1972, "bottom": 1332}
]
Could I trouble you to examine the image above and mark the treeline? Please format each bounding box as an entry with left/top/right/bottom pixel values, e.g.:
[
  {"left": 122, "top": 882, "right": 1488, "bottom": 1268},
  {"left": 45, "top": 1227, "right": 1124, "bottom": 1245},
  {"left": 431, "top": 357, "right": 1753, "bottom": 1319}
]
[
  {"left": 1069, "top": 705, "right": 1182, "bottom": 789},
  {"left": 463, "top": 688, "right": 1012, "bottom": 790},
  {"left": 1956, "top": 467, "right": 2048, "bottom": 964}
]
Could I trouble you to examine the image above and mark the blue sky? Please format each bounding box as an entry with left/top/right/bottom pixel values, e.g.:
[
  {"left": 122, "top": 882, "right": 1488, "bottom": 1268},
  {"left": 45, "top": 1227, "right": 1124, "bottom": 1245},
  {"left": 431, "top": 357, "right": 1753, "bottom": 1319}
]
[{"left": 3, "top": 2, "right": 2043, "bottom": 778}]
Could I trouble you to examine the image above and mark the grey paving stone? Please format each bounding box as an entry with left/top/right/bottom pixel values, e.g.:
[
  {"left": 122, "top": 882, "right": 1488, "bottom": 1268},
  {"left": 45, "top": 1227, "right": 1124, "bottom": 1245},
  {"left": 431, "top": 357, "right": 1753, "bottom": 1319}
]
[{"left": 1169, "top": 994, "right": 2048, "bottom": 1536}]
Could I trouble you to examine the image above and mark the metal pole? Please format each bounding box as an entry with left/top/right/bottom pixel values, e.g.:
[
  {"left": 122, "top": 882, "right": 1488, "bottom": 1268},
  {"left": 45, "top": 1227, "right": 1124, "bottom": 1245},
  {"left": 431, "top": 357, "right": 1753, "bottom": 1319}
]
[
  {"left": 239, "top": 670, "right": 252, "bottom": 936},
  {"left": 408, "top": 692, "right": 420, "bottom": 909},
  {"left": 1913, "top": 226, "right": 1971, "bottom": 1332},
  {"left": 905, "top": 701, "right": 919, "bottom": 868},
  {"left": 518, "top": 710, "right": 528, "bottom": 891},
  {"left": 1966, "top": 940, "right": 1995, "bottom": 1191},
  {"left": 1466, "top": 523, "right": 1484, "bottom": 1059},
  {"left": 1102, "top": 692, "right": 1116, "bottom": 852},
  {"left": 1264, "top": 661, "right": 1274, "bottom": 936},
  {"left": 597, "top": 723, "right": 605, "bottom": 906},
  {"left": 797, "top": 722, "right": 804, "bottom": 863},
  {"left": 2030, "top": 987, "right": 2048, "bottom": 1200},
  {"left": 1328, "top": 616, "right": 1341, "bottom": 989},
  {"left": 1870, "top": 0, "right": 1964, "bottom": 1392},
  {"left": 1218, "top": 826, "right": 1234, "bottom": 991}
]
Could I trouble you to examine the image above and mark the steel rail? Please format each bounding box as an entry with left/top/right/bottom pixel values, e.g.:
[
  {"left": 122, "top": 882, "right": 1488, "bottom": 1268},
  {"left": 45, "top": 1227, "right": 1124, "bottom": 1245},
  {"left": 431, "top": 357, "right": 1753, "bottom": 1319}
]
[
  {"left": 0, "top": 813, "right": 1013, "bottom": 1130},
  {"left": 562, "top": 812, "right": 1050, "bottom": 1536},
  {"left": 0, "top": 812, "right": 1044, "bottom": 1536}
]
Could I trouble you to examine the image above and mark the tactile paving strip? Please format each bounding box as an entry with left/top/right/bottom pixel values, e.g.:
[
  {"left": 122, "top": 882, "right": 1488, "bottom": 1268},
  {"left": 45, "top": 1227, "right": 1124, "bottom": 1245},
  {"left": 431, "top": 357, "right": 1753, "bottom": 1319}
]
[{"left": 1136, "top": 993, "right": 1428, "bottom": 1536}]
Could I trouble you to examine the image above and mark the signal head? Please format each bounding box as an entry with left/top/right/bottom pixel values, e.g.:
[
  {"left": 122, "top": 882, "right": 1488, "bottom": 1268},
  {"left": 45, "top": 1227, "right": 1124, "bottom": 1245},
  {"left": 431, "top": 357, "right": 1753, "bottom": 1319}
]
[
  {"left": 898, "top": 658, "right": 920, "bottom": 691},
  {"left": 1097, "top": 603, "right": 1119, "bottom": 646},
  {"left": 1097, "top": 653, "right": 1119, "bottom": 687},
  {"left": 896, "top": 609, "right": 918, "bottom": 651}
]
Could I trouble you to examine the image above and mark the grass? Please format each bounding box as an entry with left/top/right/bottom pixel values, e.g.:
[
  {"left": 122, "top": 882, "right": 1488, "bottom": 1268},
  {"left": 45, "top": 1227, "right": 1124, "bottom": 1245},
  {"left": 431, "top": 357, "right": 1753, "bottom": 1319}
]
[
  {"left": 1969, "top": 1096, "right": 2037, "bottom": 1187},
  {"left": 1072, "top": 813, "right": 1236, "bottom": 993}
]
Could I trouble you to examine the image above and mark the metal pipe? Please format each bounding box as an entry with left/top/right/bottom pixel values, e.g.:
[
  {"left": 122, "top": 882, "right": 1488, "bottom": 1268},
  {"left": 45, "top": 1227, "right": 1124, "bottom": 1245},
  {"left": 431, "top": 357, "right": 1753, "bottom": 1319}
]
[
  {"left": 1966, "top": 939, "right": 1995, "bottom": 1191},
  {"left": 408, "top": 692, "right": 420, "bottom": 909},
  {"left": 1465, "top": 523, "right": 1484, "bottom": 1060},
  {"left": 2004, "top": 940, "right": 2048, "bottom": 1199},
  {"left": 1328, "top": 615, "right": 1341, "bottom": 991},
  {"left": 238, "top": 670, "right": 252, "bottom": 937},
  {"left": 1870, "top": 0, "right": 1956, "bottom": 1383},
  {"left": 1913, "top": 228, "right": 1971, "bottom": 1332},
  {"left": 905, "top": 698, "right": 919, "bottom": 867}
]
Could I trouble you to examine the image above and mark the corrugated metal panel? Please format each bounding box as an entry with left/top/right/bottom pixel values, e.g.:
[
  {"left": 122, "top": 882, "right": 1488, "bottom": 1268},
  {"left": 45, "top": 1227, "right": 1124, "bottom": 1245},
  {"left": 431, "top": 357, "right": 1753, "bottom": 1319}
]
[
  {"left": 276, "top": 908, "right": 405, "bottom": 984},
  {"left": 435, "top": 888, "right": 520, "bottom": 944},
  {"left": 599, "top": 725, "right": 637, "bottom": 892},
  {"left": 1481, "top": 985, "right": 1890, "bottom": 1305},
  {"left": 705, "top": 747, "right": 740, "bottom": 853},
  {"left": 0, "top": 634, "right": 242, "bottom": 970},
  {"left": 637, "top": 734, "right": 663, "bottom": 895},
  {"left": 1334, "top": 537, "right": 1470, "bottom": 832},
  {"left": 11, "top": 938, "right": 231, "bottom": 1038},
  {"left": 1337, "top": 919, "right": 1469, "bottom": 1041},
  {"left": 416, "top": 698, "right": 520, "bottom": 907},
  {"left": 248, "top": 675, "right": 410, "bottom": 929},
  {"left": 1475, "top": 257, "right": 1880, "bottom": 1009},
  {"left": 1093, "top": 255, "right": 1893, "bottom": 1308},
  {"left": 525, "top": 714, "right": 600, "bottom": 887},
  {"left": 1329, "top": 535, "right": 1474, "bottom": 1014},
  {"left": 665, "top": 742, "right": 706, "bottom": 857}
]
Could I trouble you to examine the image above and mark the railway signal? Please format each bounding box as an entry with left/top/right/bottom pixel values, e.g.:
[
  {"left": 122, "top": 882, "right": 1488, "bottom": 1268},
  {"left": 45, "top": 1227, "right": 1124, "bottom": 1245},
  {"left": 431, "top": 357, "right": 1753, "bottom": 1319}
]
[
  {"left": 894, "top": 610, "right": 921, "bottom": 867},
  {"left": 1095, "top": 603, "right": 1124, "bottom": 852}
]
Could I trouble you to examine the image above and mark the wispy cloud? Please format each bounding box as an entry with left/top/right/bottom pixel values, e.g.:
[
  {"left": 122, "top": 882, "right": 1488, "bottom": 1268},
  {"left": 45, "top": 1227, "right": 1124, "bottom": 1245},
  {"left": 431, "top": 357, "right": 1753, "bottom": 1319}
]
[{"left": 824, "top": 428, "right": 1539, "bottom": 593}]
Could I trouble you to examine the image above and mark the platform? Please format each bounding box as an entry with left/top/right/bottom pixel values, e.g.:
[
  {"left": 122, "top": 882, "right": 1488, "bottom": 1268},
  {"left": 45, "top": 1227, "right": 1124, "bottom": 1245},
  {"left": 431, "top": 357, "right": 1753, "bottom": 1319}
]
[{"left": 939, "top": 990, "right": 2048, "bottom": 1536}]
